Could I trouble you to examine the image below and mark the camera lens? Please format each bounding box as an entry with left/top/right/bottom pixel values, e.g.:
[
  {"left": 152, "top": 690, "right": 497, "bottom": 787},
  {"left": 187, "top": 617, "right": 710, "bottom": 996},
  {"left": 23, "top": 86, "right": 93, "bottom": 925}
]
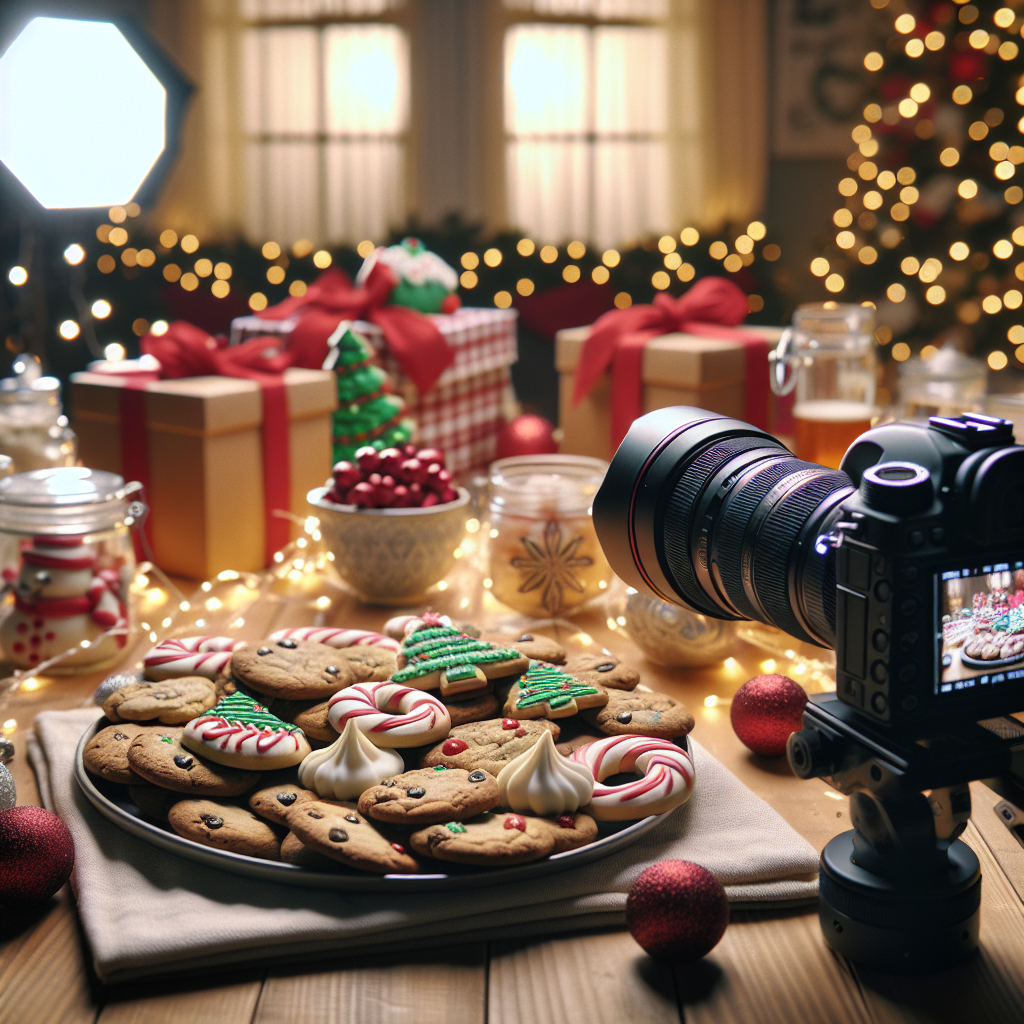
[{"left": 594, "top": 407, "right": 854, "bottom": 646}]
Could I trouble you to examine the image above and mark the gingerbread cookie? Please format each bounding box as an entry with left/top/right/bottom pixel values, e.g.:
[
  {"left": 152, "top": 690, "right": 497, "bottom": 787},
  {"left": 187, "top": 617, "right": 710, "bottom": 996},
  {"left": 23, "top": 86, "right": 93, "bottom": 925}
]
[
  {"left": 271, "top": 699, "right": 335, "bottom": 742},
  {"left": 358, "top": 767, "right": 499, "bottom": 825},
  {"left": 480, "top": 631, "right": 566, "bottom": 665},
  {"left": 83, "top": 722, "right": 161, "bottom": 784},
  {"left": 582, "top": 689, "right": 694, "bottom": 739},
  {"left": 565, "top": 652, "right": 639, "bottom": 691},
  {"left": 280, "top": 830, "right": 338, "bottom": 870},
  {"left": 410, "top": 810, "right": 596, "bottom": 866},
  {"left": 102, "top": 678, "right": 218, "bottom": 725},
  {"left": 392, "top": 622, "right": 529, "bottom": 696},
  {"left": 182, "top": 692, "right": 311, "bottom": 770},
  {"left": 420, "top": 718, "right": 560, "bottom": 776},
  {"left": 285, "top": 800, "right": 419, "bottom": 874},
  {"left": 249, "top": 780, "right": 319, "bottom": 827},
  {"left": 127, "top": 727, "right": 260, "bottom": 796},
  {"left": 502, "top": 664, "right": 608, "bottom": 720},
  {"left": 168, "top": 799, "right": 282, "bottom": 860},
  {"left": 441, "top": 691, "right": 500, "bottom": 727},
  {"left": 231, "top": 638, "right": 396, "bottom": 701},
  {"left": 128, "top": 785, "right": 181, "bottom": 823}
]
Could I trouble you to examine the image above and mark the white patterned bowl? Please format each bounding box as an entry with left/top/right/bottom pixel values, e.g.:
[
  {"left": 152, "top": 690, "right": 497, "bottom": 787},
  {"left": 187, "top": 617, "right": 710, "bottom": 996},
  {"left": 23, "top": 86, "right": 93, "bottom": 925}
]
[{"left": 308, "top": 486, "right": 470, "bottom": 605}]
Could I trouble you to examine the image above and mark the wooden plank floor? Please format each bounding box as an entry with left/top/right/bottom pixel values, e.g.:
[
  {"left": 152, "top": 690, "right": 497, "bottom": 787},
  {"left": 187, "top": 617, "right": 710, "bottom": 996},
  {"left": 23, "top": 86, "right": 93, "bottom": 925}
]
[{"left": 1, "top": 586, "right": 1022, "bottom": 1023}]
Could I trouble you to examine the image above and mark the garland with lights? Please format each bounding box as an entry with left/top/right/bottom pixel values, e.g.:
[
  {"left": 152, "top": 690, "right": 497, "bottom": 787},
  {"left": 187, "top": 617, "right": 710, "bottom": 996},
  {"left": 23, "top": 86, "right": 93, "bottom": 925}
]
[{"left": 815, "top": 0, "right": 1024, "bottom": 376}]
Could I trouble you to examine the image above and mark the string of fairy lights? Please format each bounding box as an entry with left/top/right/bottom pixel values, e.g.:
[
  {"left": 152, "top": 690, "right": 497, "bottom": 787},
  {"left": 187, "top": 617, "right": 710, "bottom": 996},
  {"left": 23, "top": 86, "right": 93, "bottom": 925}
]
[{"left": 815, "top": 0, "right": 1024, "bottom": 373}]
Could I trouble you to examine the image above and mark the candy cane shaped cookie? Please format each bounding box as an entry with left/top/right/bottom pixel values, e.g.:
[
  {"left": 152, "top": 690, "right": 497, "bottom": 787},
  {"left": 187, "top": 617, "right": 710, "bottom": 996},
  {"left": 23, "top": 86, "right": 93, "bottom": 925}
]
[
  {"left": 571, "top": 735, "right": 695, "bottom": 821},
  {"left": 327, "top": 682, "right": 451, "bottom": 748},
  {"left": 383, "top": 612, "right": 452, "bottom": 639},
  {"left": 270, "top": 626, "right": 400, "bottom": 653},
  {"left": 144, "top": 636, "right": 246, "bottom": 680}
]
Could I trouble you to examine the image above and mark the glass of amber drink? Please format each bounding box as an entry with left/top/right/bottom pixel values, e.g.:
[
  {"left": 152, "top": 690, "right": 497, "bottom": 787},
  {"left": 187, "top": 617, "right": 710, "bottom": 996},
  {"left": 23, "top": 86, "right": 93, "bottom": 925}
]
[{"left": 770, "top": 303, "right": 877, "bottom": 469}]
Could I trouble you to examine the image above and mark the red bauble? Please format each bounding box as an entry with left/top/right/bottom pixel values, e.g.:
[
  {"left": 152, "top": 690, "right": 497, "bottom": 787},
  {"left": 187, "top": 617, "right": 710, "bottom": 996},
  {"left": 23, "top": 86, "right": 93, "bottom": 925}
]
[
  {"left": 496, "top": 414, "right": 558, "bottom": 459},
  {"left": 626, "top": 861, "right": 728, "bottom": 962},
  {"left": 0, "top": 806, "right": 75, "bottom": 907},
  {"left": 730, "top": 674, "right": 808, "bottom": 756}
]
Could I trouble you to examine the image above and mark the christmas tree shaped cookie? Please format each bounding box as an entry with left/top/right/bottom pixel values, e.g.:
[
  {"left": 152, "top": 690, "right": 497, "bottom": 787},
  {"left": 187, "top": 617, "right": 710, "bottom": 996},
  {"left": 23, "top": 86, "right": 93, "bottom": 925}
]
[
  {"left": 502, "top": 663, "right": 608, "bottom": 720},
  {"left": 392, "top": 623, "right": 530, "bottom": 697},
  {"left": 325, "top": 324, "right": 414, "bottom": 462},
  {"left": 359, "top": 237, "right": 460, "bottom": 314},
  {"left": 182, "top": 690, "right": 311, "bottom": 771}
]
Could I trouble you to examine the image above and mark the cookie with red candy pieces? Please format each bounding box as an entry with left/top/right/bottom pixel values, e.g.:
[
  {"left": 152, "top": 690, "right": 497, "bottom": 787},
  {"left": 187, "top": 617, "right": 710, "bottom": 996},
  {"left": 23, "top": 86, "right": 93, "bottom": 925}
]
[
  {"left": 0, "top": 806, "right": 75, "bottom": 907},
  {"left": 626, "top": 860, "right": 729, "bottom": 962},
  {"left": 730, "top": 674, "right": 808, "bottom": 756}
]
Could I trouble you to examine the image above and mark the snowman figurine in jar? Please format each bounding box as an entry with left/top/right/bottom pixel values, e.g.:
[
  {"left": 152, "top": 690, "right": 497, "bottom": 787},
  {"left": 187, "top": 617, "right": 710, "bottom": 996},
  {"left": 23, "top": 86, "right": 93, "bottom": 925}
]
[{"left": 0, "top": 536, "right": 127, "bottom": 669}]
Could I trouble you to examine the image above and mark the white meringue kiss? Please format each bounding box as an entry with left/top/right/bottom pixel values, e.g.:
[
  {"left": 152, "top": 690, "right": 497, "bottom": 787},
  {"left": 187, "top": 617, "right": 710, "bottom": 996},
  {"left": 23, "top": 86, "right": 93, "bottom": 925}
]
[
  {"left": 496, "top": 731, "right": 594, "bottom": 816},
  {"left": 298, "top": 719, "right": 404, "bottom": 801}
]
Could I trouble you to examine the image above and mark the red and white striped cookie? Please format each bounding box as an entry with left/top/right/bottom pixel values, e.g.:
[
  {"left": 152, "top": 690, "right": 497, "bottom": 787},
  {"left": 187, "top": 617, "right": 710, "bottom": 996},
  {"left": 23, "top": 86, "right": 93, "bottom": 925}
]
[
  {"left": 144, "top": 636, "right": 245, "bottom": 680},
  {"left": 327, "top": 681, "right": 451, "bottom": 748},
  {"left": 383, "top": 612, "right": 452, "bottom": 639},
  {"left": 570, "top": 735, "right": 695, "bottom": 821},
  {"left": 269, "top": 626, "right": 400, "bottom": 653}
]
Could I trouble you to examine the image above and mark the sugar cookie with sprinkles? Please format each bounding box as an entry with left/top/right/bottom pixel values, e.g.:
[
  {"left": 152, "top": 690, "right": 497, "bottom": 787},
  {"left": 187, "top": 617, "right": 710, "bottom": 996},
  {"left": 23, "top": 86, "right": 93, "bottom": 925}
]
[
  {"left": 502, "top": 663, "right": 608, "bottom": 720},
  {"left": 182, "top": 691, "right": 311, "bottom": 771},
  {"left": 392, "top": 621, "right": 529, "bottom": 697}
]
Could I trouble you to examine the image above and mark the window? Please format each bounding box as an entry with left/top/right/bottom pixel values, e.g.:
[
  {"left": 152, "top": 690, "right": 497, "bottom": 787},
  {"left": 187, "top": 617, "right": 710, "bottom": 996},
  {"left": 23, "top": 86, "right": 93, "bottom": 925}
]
[
  {"left": 241, "top": 0, "right": 408, "bottom": 246},
  {"left": 503, "top": 0, "right": 691, "bottom": 249}
]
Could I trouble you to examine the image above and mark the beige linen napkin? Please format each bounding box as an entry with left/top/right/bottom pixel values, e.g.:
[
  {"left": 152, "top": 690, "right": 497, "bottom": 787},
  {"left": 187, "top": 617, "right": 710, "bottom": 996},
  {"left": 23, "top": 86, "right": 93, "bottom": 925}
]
[{"left": 30, "top": 708, "right": 819, "bottom": 984}]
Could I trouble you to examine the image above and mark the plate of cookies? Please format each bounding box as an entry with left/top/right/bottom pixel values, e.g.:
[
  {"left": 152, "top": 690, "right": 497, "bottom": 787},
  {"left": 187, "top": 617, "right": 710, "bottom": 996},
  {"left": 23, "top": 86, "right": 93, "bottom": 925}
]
[{"left": 75, "top": 614, "right": 696, "bottom": 891}]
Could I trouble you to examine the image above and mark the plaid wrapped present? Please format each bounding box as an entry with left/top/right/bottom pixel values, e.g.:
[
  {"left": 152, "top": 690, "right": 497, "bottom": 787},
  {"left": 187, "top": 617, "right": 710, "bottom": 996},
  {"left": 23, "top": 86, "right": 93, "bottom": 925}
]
[{"left": 231, "top": 307, "right": 518, "bottom": 475}]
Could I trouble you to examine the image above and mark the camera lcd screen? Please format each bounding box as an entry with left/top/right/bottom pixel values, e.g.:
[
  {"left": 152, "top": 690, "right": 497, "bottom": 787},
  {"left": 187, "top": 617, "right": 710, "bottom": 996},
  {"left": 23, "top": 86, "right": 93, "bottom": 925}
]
[{"left": 936, "top": 560, "right": 1024, "bottom": 695}]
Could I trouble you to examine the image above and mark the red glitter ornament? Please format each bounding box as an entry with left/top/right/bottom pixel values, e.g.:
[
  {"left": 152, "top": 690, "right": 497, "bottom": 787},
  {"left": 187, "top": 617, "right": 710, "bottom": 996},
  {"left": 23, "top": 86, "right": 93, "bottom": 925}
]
[
  {"left": 730, "top": 673, "right": 808, "bottom": 756},
  {"left": 0, "top": 806, "right": 75, "bottom": 907},
  {"left": 496, "top": 414, "right": 558, "bottom": 459},
  {"left": 626, "top": 860, "right": 728, "bottom": 962}
]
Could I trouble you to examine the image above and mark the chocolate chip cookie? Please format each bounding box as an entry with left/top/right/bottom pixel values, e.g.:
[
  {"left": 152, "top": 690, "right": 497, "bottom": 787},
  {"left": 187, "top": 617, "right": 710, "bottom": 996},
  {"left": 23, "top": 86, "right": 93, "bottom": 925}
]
[
  {"left": 480, "top": 631, "right": 566, "bottom": 665},
  {"left": 83, "top": 722, "right": 162, "bottom": 784},
  {"left": 249, "top": 780, "right": 319, "bottom": 826},
  {"left": 168, "top": 799, "right": 282, "bottom": 860},
  {"left": 127, "top": 727, "right": 260, "bottom": 796},
  {"left": 271, "top": 698, "right": 336, "bottom": 741},
  {"left": 284, "top": 800, "right": 419, "bottom": 874},
  {"left": 410, "top": 810, "right": 597, "bottom": 866},
  {"left": 565, "top": 652, "right": 639, "bottom": 691},
  {"left": 582, "top": 689, "right": 695, "bottom": 739},
  {"left": 280, "top": 830, "right": 339, "bottom": 870},
  {"left": 358, "top": 767, "right": 499, "bottom": 825},
  {"left": 440, "top": 691, "right": 500, "bottom": 727},
  {"left": 231, "top": 639, "right": 397, "bottom": 701},
  {"left": 102, "top": 678, "right": 218, "bottom": 725},
  {"left": 419, "top": 718, "right": 560, "bottom": 776},
  {"left": 128, "top": 785, "right": 181, "bottom": 823}
]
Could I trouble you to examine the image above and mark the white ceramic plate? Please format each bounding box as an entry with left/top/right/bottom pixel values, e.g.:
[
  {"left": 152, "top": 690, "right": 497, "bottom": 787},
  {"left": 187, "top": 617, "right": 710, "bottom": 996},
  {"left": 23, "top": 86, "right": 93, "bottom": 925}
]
[{"left": 74, "top": 720, "right": 669, "bottom": 893}]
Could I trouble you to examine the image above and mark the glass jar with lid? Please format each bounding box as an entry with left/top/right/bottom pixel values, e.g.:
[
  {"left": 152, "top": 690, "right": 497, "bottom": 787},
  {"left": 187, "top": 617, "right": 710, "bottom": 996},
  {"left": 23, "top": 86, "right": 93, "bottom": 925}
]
[
  {"left": 770, "top": 302, "right": 877, "bottom": 469},
  {"left": 0, "top": 467, "right": 142, "bottom": 673},
  {"left": 488, "top": 455, "right": 612, "bottom": 619},
  {"left": 0, "top": 375, "right": 77, "bottom": 473},
  {"left": 898, "top": 344, "right": 987, "bottom": 421}
]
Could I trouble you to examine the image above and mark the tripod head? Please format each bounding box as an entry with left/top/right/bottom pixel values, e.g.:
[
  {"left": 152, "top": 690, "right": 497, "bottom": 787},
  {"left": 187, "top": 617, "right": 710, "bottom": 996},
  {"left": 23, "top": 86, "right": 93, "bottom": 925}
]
[{"left": 787, "top": 692, "right": 1024, "bottom": 971}]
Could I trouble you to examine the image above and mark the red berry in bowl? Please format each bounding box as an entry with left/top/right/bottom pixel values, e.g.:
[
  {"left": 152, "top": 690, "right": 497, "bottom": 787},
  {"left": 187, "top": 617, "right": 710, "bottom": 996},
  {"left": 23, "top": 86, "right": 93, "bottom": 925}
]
[
  {"left": 331, "top": 460, "right": 362, "bottom": 491},
  {"left": 355, "top": 446, "right": 381, "bottom": 472},
  {"left": 399, "top": 458, "right": 426, "bottom": 485},
  {"left": 416, "top": 447, "right": 445, "bottom": 467},
  {"left": 392, "top": 484, "right": 412, "bottom": 507},
  {"left": 378, "top": 447, "right": 405, "bottom": 476},
  {"left": 421, "top": 492, "right": 441, "bottom": 507},
  {"left": 407, "top": 483, "right": 423, "bottom": 505},
  {"left": 438, "top": 486, "right": 459, "bottom": 504},
  {"left": 346, "top": 481, "right": 377, "bottom": 507},
  {"left": 402, "top": 443, "right": 419, "bottom": 457}
]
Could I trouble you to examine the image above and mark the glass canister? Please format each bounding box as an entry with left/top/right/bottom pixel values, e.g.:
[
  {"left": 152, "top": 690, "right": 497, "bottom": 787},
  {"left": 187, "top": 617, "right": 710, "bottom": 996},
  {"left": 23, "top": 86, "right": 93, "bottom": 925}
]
[
  {"left": 0, "top": 467, "right": 141, "bottom": 673},
  {"left": 770, "top": 302, "right": 877, "bottom": 469},
  {"left": 488, "top": 455, "right": 612, "bottom": 618},
  {"left": 0, "top": 375, "right": 78, "bottom": 473},
  {"left": 898, "top": 344, "right": 987, "bottom": 421}
]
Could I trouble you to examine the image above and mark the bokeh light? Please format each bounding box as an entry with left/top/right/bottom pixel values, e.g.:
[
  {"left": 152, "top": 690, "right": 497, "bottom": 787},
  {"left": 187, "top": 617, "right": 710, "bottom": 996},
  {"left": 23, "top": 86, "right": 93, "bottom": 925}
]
[
  {"left": 104, "top": 342, "right": 125, "bottom": 361},
  {"left": 91, "top": 299, "right": 111, "bottom": 318},
  {"left": 58, "top": 319, "right": 79, "bottom": 340}
]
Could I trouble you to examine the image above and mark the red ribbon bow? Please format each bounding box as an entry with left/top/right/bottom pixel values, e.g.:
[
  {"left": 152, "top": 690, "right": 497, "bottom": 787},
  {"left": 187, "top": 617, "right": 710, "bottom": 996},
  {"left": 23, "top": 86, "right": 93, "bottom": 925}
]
[
  {"left": 571, "top": 276, "right": 770, "bottom": 450},
  {"left": 258, "top": 263, "right": 455, "bottom": 395}
]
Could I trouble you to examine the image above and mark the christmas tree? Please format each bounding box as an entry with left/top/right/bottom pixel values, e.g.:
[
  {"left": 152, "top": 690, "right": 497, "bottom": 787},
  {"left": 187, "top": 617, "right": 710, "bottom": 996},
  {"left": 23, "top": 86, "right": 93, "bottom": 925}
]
[
  {"left": 325, "top": 325, "right": 414, "bottom": 462},
  {"left": 814, "top": 0, "right": 1024, "bottom": 375}
]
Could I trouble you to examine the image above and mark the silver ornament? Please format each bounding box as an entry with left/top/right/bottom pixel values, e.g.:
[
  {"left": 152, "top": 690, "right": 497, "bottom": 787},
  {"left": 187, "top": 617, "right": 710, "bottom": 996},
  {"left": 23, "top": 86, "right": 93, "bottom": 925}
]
[
  {"left": 0, "top": 763, "right": 15, "bottom": 812},
  {"left": 0, "top": 736, "right": 13, "bottom": 764},
  {"left": 93, "top": 670, "right": 142, "bottom": 707}
]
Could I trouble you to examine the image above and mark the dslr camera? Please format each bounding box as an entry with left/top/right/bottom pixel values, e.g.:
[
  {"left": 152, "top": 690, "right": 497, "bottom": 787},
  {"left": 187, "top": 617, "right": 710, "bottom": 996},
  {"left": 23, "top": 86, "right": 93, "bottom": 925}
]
[{"left": 594, "top": 407, "right": 1024, "bottom": 972}]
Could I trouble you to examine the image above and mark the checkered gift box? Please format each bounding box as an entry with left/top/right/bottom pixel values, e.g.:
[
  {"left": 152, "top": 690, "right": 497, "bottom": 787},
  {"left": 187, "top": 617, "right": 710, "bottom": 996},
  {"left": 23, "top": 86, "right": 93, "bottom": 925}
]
[{"left": 232, "top": 307, "right": 519, "bottom": 475}]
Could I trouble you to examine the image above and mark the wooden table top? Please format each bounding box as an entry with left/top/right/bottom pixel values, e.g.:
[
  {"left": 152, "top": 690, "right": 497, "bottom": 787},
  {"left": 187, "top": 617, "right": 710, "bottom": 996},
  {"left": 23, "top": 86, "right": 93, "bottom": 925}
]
[{"left": 1, "top": 559, "right": 1022, "bottom": 1024}]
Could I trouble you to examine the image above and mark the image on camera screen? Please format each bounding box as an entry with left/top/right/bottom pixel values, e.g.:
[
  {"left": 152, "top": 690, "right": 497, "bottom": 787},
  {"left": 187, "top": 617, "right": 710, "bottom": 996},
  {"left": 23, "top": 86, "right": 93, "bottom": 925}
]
[{"left": 937, "top": 560, "right": 1024, "bottom": 693}]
